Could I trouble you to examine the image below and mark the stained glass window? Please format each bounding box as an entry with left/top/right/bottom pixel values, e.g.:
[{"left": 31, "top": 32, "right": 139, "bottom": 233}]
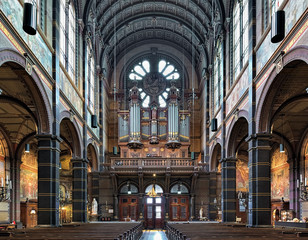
[
  {"left": 59, "top": 0, "right": 76, "bottom": 83},
  {"left": 87, "top": 42, "right": 95, "bottom": 114},
  {"left": 232, "top": 0, "right": 249, "bottom": 83},
  {"left": 129, "top": 59, "right": 179, "bottom": 108},
  {"left": 213, "top": 40, "right": 222, "bottom": 112}
]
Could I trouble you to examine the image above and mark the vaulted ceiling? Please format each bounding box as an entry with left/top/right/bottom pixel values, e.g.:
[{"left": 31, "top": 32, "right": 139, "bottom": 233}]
[{"left": 82, "top": 0, "right": 226, "bottom": 83}]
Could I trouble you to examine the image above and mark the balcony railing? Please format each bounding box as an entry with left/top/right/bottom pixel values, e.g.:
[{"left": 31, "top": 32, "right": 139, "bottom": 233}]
[{"left": 110, "top": 158, "right": 196, "bottom": 168}]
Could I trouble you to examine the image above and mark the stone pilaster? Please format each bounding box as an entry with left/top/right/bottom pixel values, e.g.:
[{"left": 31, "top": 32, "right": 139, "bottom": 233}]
[
  {"left": 190, "top": 195, "right": 195, "bottom": 220},
  {"left": 221, "top": 157, "right": 236, "bottom": 222},
  {"left": 37, "top": 134, "right": 61, "bottom": 226},
  {"left": 138, "top": 193, "right": 144, "bottom": 220},
  {"left": 113, "top": 195, "right": 119, "bottom": 220},
  {"left": 246, "top": 134, "right": 271, "bottom": 227},
  {"left": 72, "top": 158, "right": 88, "bottom": 222}
]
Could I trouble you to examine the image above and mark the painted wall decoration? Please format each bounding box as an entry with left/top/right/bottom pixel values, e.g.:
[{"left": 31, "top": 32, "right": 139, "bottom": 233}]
[
  {"left": 271, "top": 148, "right": 289, "bottom": 201},
  {"left": 59, "top": 68, "right": 83, "bottom": 115},
  {"left": 236, "top": 158, "right": 249, "bottom": 192},
  {"left": 0, "top": 139, "right": 5, "bottom": 182},
  {"left": 0, "top": 0, "right": 53, "bottom": 76},
  {"left": 256, "top": 0, "right": 308, "bottom": 74},
  {"left": 60, "top": 155, "right": 71, "bottom": 172},
  {"left": 20, "top": 151, "right": 38, "bottom": 201},
  {"left": 225, "top": 68, "right": 249, "bottom": 116}
]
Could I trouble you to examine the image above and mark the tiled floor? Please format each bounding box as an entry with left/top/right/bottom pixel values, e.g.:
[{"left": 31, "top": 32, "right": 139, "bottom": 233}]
[{"left": 140, "top": 230, "right": 168, "bottom": 240}]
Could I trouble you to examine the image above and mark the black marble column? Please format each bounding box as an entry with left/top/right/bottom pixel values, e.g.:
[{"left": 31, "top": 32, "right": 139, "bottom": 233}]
[
  {"left": 221, "top": 157, "right": 236, "bottom": 222},
  {"left": 72, "top": 158, "right": 88, "bottom": 222},
  {"left": 37, "top": 134, "right": 61, "bottom": 226},
  {"left": 209, "top": 172, "right": 217, "bottom": 220},
  {"left": 247, "top": 134, "right": 271, "bottom": 227}
]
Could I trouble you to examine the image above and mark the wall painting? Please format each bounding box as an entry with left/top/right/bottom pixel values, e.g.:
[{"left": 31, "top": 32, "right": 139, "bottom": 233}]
[
  {"left": 236, "top": 158, "right": 249, "bottom": 192},
  {"left": 20, "top": 151, "right": 38, "bottom": 201},
  {"left": 271, "top": 148, "right": 289, "bottom": 201}
]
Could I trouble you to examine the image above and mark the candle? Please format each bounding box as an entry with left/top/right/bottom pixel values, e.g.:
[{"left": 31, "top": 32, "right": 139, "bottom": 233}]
[
  {"left": 297, "top": 179, "right": 300, "bottom": 188},
  {"left": 305, "top": 177, "right": 307, "bottom": 186},
  {"left": 6, "top": 175, "right": 8, "bottom": 185},
  {"left": 9, "top": 180, "right": 12, "bottom": 189},
  {"left": 1, "top": 178, "right": 3, "bottom": 187}
]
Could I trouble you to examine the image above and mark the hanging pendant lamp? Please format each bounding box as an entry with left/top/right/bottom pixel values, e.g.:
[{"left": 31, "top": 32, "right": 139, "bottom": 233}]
[{"left": 23, "top": 1, "right": 37, "bottom": 35}]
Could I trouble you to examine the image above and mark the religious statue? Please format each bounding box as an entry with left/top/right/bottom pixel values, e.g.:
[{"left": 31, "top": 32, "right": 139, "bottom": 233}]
[
  {"left": 91, "top": 198, "right": 98, "bottom": 215},
  {"left": 199, "top": 207, "right": 203, "bottom": 219}
]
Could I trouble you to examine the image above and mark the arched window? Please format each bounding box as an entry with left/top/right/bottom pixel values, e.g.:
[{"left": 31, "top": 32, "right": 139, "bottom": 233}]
[
  {"left": 59, "top": 0, "right": 76, "bottom": 83},
  {"left": 128, "top": 58, "right": 180, "bottom": 108},
  {"left": 170, "top": 184, "right": 189, "bottom": 194},
  {"left": 232, "top": 0, "right": 248, "bottom": 83},
  {"left": 145, "top": 184, "right": 164, "bottom": 194},
  {"left": 212, "top": 40, "right": 222, "bottom": 113},
  {"left": 120, "top": 184, "right": 138, "bottom": 194},
  {"left": 87, "top": 42, "right": 95, "bottom": 114}
]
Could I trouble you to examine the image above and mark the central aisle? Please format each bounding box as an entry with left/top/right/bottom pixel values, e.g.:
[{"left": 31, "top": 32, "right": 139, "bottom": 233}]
[{"left": 139, "top": 230, "right": 168, "bottom": 240}]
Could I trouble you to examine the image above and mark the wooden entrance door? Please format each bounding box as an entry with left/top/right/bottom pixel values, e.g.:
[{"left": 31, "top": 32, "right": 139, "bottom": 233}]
[
  {"left": 144, "top": 196, "right": 164, "bottom": 229},
  {"left": 119, "top": 196, "right": 139, "bottom": 221},
  {"left": 169, "top": 196, "right": 189, "bottom": 221}
]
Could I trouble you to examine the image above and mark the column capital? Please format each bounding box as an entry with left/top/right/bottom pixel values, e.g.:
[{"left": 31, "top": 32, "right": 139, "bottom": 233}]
[
  {"left": 71, "top": 158, "right": 88, "bottom": 164},
  {"left": 245, "top": 133, "right": 272, "bottom": 142},
  {"left": 35, "top": 134, "right": 62, "bottom": 143},
  {"left": 220, "top": 157, "right": 237, "bottom": 163}
]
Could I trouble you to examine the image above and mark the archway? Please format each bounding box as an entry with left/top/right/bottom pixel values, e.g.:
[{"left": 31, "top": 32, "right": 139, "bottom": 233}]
[
  {"left": 226, "top": 117, "right": 249, "bottom": 223},
  {"left": 144, "top": 183, "right": 164, "bottom": 229},
  {"left": 256, "top": 58, "right": 308, "bottom": 222},
  {"left": 0, "top": 58, "right": 52, "bottom": 227},
  {"left": 118, "top": 181, "right": 139, "bottom": 221},
  {"left": 59, "top": 117, "right": 83, "bottom": 223},
  {"left": 209, "top": 143, "right": 222, "bottom": 221},
  {"left": 169, "top": 182, "right": 189, "bottom": 221},
  {"left": 87, "top": 143, "right": 99, "bottom": 221}
]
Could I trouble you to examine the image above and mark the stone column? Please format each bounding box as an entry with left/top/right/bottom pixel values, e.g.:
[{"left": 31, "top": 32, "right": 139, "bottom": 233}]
[
  {"left": 37, "top": 134, "right": 61, "bottom": 226},
  {"left": 246, "top": 134, "right": 271, "bottom": 227},
  {"left": 209, "top": 172, "right": 217, "bottom": 220},
  {"left": 138, "top": 193, "right": 144, "bottom": 220},
  {"left": 72, "top": 158, "right": 88, "bottom": 222},
  {"left": 113, "top": 195, "right": 119, "bottom": 220},
  {"left": 164, "top": 193, "right": 169, "bottom": 221},
  {"left": 221, "top": 157, "right": 236, "bottom": 222},
  {"left": 190, "top": 195, "right": 195, "bottom": 221}
]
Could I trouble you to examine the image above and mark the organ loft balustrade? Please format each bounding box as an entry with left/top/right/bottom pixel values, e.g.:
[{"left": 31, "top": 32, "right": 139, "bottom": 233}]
[{"left": 106, "top": 157, "right": 205, "bottom": 173}]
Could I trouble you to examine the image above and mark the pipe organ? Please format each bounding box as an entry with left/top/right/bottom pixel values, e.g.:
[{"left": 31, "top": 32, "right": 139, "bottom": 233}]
[
  {"left": 165, "top": 83, "right": 181, "bottom": 149},
  {"left": 118, "top": 79, "right": 190, "bottom": 157},
  {"left": 127, "top": 84, "right": 143, "bottom": 149}
]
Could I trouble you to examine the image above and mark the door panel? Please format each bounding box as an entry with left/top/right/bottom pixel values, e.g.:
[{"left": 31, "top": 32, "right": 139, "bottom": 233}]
[
  {"left": 169, "top": 196, "right": 189, "bottom": 221},
  {"left": 144, "top": 197, "right": 164, "bottom": 229},
  {"left": 119, "top": 196, "right": 139, "bottom": 221}
]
